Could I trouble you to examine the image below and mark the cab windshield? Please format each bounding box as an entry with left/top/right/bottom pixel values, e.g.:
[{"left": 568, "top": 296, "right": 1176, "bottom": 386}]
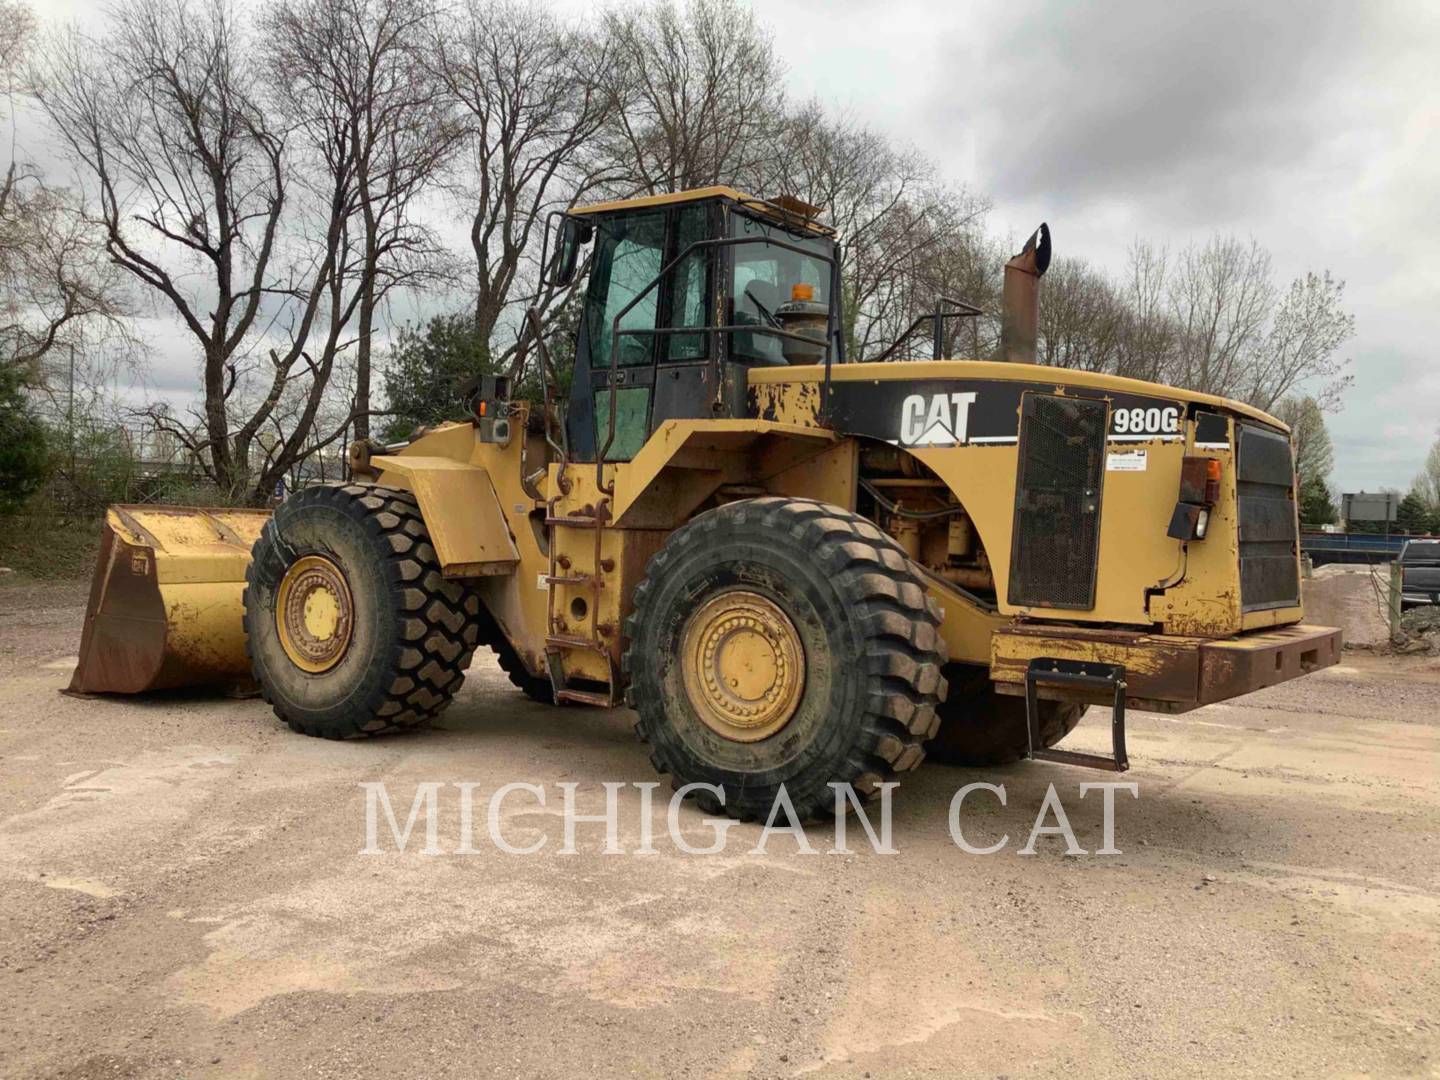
[{"left": 730, "top": 212, "right": 833, "bottom": 365}]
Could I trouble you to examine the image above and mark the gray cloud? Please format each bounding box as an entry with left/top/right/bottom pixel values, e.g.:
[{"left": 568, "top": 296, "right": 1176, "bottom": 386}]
[
  {"left": 754, "top": 0, "right": 1440, "bottom": 491},
  {"left": 937, "top": 1, "right": 1389, "bottom": 222}
]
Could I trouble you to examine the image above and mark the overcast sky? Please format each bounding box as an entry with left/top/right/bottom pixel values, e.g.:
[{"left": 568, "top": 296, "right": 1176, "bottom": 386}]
[
  {"left": 737, "top": 0, "right": 1440, "bottom": 493},
  {"left": 26, "top": 0, "right": 1440, "bottom": 493}
]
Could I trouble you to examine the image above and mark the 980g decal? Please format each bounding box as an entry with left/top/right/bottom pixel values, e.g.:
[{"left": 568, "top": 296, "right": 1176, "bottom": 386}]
[{"left": 1110, "top": 405, "right": 1181, "bottom": 440}]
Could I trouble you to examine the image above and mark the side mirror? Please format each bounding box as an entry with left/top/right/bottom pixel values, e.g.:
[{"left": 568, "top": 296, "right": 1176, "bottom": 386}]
[{"left": 546, "top": 216, "right": 592, "bottom": 288}]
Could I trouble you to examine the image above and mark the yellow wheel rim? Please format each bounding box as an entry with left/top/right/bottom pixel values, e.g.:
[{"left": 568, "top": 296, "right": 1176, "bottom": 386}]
[
  {"left": 275, "top": 554, "right": 354, "bottom": 673},
  {"left": 681, "top": 590, "right": 805, "bottom": 742}
]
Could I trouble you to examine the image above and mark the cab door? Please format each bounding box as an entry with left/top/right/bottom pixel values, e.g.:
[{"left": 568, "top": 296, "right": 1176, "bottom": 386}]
[
  {"left": 570, "top": 203, "right": 717, "bottom": 462},
  {"left": 582, "top": 210, "right": 666, "bottom": 462}
]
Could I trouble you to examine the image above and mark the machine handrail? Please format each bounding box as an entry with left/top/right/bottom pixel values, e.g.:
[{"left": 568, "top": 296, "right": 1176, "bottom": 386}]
[{"left": 871, "top": 295, "right": 984, "bottom": 363}]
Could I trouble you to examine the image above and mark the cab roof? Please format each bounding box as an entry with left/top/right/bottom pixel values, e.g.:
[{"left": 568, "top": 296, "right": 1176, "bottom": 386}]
[{"left": 570, "top": 185, "right": 835, "bottom": 236}]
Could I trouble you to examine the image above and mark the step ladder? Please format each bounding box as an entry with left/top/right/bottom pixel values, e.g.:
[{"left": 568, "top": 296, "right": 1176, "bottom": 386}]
[
  {"left": 1024, "top": 658, "right": 1130, "bottom": 771},
  {"left": 543, "top": 496, "right": 619, "bottom": 707}
]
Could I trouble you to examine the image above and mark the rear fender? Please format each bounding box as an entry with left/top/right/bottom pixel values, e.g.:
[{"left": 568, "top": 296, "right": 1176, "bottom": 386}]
[{"left": 608, "top": 419, "right": 852, "bottom": 528}]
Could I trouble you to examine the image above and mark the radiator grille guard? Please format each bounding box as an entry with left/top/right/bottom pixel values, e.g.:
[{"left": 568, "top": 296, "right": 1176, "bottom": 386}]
[
  {"left": 1236, "top": 422, "right": 1301, "bottom": 611},
  {"left": 1007, "top": 394, "right": 1107, "bottom": 609}
]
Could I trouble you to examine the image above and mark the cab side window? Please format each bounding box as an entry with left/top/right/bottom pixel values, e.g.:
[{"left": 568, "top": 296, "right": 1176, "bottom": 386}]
[
  {"left": 731, "top": 213, "right": 831, "bottom": 366},
  {"left": 665, "top": 205, "right": 710, "bottom": 361},
  {"left": 586, "top": 212, "right": 665, "bottom": 369}
]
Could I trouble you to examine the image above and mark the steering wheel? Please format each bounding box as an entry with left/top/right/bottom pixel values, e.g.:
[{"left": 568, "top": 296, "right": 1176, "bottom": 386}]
[{"left": 744, "top": 286, "right": 783, "bottom": 329}]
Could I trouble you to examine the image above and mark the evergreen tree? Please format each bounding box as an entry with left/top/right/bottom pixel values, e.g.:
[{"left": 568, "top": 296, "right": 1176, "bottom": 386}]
[
  {"left": 1298, "top": 475, "right": 1337, "bottom": 527},
  {"left": 0, "top": 367, "right": 49, "bottom": 515},
  {"left": 380, "top": 314, "right": 491, "bottom": 442},
  {"left": 1397, "top": 490, "right": 1432, "bottom": 534}
]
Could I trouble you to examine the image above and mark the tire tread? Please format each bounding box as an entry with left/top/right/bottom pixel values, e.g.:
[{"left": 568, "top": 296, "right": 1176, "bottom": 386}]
[
  {"left": 243, "top": 484, "right": 477, "bottom": 739},
  {"left": 623, "top": 497, "right": 948, "bottom": 820}
]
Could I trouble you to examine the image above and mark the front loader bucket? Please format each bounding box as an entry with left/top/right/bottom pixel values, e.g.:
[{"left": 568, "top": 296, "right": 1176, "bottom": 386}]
[{"left": 68, "top": 505, "right": 271, "bottom": 695}]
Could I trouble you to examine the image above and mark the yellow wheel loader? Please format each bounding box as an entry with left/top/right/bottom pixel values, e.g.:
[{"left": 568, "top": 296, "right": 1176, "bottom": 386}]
[{"left": 71, "top": 186, "right": 1341, "bottom": 820}]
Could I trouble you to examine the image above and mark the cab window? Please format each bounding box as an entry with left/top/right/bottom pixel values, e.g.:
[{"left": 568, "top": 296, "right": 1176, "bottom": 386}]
[
  {"left": 731, "top": 213, "right": 831, "bottom": 365},
  {"left": 586, "top": 211, "right": 665, "bottom": 368},
  {"left": 665, "top": 204, "right": 710, "bottom": 361}
]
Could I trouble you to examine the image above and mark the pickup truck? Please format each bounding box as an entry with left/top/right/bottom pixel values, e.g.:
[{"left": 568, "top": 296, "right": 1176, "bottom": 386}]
[{"left": 1400, "top": 539, "right": 1440, "bottom": 608}]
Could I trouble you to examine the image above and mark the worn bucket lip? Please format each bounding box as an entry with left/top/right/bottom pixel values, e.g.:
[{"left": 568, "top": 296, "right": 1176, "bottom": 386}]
[{"left": 66, "top": 505, "right": 273, "bottom": 696}]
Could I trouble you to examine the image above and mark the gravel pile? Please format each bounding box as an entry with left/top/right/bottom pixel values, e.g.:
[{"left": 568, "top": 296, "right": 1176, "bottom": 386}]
[
  {"left": 1395, "top": 605, "right": 1440, "bottom": 654},
  {"left": 1302, "top": 564, "right": 1392, "bottom": 647}
]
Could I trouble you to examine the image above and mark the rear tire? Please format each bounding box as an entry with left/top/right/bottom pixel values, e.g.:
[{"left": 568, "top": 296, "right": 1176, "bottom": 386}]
[
  {"left": 476, "top": 605, "right": 554, "bottom": 703},
  {"left": 244, "top": 483, "right": 480, "bottom": 739},
  {"left": 623, "top": 498, "right": 948, "bottom": 822},
  {"left": 924, "top": 663, "right": 1085, "bottom": 766}
]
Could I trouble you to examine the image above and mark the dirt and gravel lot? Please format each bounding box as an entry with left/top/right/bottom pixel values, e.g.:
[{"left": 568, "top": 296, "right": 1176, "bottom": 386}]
[{"left": 1, "top": 578, "right": 1437, "bottom": 1079}]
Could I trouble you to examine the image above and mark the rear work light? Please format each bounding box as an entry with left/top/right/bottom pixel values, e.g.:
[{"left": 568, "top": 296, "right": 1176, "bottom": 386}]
[{"left": 1167, "top": 456, "right": 1222, "bottom": 541}]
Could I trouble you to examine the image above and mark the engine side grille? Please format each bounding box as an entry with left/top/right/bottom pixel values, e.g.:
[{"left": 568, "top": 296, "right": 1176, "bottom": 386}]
[
  {"left": 1007, "top": 394, "right": 1107, "bottom": 609},
  {"left": 1236, "top": 423, "right": 1300, "bottom": 611}
]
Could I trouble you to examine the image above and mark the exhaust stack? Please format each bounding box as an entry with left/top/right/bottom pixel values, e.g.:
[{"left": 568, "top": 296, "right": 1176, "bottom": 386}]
[{"left": 999, "top": 223, "right": 1051, "bottom": 364}]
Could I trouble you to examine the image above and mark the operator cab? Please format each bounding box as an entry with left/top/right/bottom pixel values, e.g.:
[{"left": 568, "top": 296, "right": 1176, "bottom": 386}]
[{"left": 548, "top": 187, "right": 840, "bottom": 463}]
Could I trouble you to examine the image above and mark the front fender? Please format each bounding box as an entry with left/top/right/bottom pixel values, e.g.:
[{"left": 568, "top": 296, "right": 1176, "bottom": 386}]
[{"left": 372, "top": 456, "right": 519, "bottom": 577}]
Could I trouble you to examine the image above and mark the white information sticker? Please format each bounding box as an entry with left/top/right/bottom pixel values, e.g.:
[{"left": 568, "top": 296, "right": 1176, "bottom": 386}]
[
  {"left": 537, "top": 573, "right": 549, "bottom": 591},
  {"left": 1106, "top": 450, "right": 1148, "bottom": 472}
]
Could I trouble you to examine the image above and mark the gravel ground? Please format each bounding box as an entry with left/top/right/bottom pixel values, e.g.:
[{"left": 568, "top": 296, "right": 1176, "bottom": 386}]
[{"left": 1, "top": 579, "right": 1437, "bottom": 1078}]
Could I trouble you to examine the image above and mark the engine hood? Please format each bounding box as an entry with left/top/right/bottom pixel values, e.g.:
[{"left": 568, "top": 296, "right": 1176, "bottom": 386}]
[{"left": 749, "top": 360, "right": 1288, "bottom": 435}]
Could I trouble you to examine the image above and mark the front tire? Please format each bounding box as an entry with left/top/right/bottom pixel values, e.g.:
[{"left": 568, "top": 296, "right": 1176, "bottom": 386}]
[
  {"left": 244, "top": 483, "right": 481, "bottom": 738},
  {"left": 623, "top": 498, "right": 948, "bottom": 822}
]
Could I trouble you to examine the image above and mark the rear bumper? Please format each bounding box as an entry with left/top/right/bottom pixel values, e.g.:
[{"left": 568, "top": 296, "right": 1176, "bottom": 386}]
[{"left": 990, "top": 622, "right": 1342, "bottom": 713}]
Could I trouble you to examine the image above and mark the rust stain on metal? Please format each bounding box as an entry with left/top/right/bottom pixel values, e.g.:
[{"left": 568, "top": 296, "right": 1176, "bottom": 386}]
[
  {"left": 991, "top": 621, "right": 1340, "bottom": 710},
  {"left": 1000, "top": 223, "right": 1051, "bottom": 364}
]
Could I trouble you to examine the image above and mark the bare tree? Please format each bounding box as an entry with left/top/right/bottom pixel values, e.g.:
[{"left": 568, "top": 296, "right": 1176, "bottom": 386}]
[
  {"left": 1036, "top": 257, "right": 1128, "bottom": 372},
  {"left": 0, "top": 0, "right": 129, "bottom": 383},
  {"left": 1161, "top": 238, "right": 1352, "bottom": 409},
  {"left": 37, "top": 0, "right": 367, "bottom": 499},
  {"left": 761, "top": 104, "right": 991, "bottom": 360},
  {"left": 1242, "top": 270, "right": 1354, "bottom": 411},
  {"left": 599, "top": 0, "right": 785, "bottom": 195},
  {"left": 1166, "top": 235, "right": 1275, "bottom": 399},
  {"left": 0, "top": 166, "right": 131, "bottom": 379},
  {"left": 1031, "top": 233, "right": 1353, "bottom": 411},
  {"left": 1113, "top": 238, "right": 1175, "bottom": 382},
  {"left": 1272, "top": 395, "right": 1334, "bottom": 487},
  {"left": 432, "top": 0, "right": 613, "bottom": 355},
  {"left": 262, "top": 0, "right": 458, "bottom": 442},
  {"left": 848, "top": 190, "right": 992, "bottom": 361},
  {"left": 1413, "top": 436, "right": 1440, "bottom": 511},
  {"left": 913, "top": 220, "right": 999, "bottom": 360}
]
